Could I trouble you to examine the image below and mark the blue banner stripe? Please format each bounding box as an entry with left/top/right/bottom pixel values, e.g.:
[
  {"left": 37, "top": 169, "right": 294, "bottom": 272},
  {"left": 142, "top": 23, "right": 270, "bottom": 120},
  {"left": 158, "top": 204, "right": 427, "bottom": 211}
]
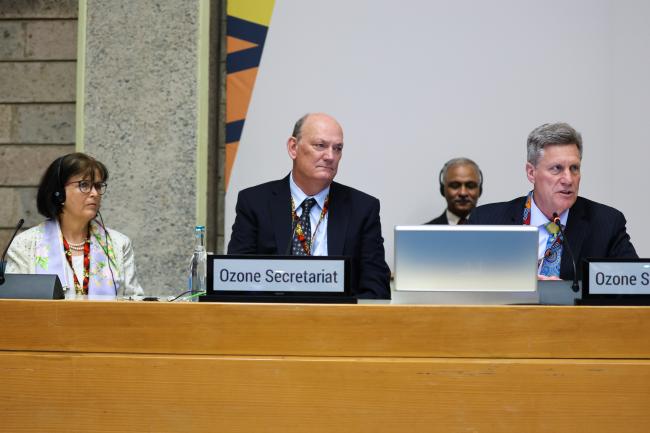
[
  {"left": 227, "top": 15, "right": 268, "bottom": 46},
  {"left": 226, "top": 119, "right": 245, "bottom": 144},
  {"left": 227, "top": 45, "right": 264, "bottom": 74}
]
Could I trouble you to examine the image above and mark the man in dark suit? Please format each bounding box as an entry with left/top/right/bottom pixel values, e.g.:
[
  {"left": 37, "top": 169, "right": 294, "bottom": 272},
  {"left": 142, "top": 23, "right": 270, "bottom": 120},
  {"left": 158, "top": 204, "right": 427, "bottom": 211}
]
[
  {"left": 227, "top": 113, "right": 391, "bottom": 299},
  {"left": 470, "top": 122, "right": 637, "bottom": 281},
  {"left": 427, "top": 157, "right": 483, "bottom": 225}
]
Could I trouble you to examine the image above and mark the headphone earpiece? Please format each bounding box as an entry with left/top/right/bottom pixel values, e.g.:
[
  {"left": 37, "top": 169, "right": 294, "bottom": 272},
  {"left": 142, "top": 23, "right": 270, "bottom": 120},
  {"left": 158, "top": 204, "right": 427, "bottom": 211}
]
[
  {"left": 52, "top": 155, "right": 67, "bottom": 206},
  {"left": 438, "top": 168, "right": 446, "bottom": 197}
]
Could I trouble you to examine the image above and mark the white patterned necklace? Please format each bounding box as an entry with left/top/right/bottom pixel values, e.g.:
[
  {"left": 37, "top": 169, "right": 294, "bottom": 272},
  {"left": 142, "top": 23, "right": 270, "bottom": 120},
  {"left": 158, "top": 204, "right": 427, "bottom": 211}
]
[{"left": 65, "top": 238, "right": 89, "bottom": 252}]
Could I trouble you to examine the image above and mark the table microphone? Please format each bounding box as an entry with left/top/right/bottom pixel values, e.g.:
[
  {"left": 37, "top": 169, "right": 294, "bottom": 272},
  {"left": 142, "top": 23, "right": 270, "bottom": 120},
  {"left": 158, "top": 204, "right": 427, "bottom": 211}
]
[
  {"left": 552, "top": 212, "right": 580, "bottom": 293},
  {"left": 0, "top": 218, "right": 25, "bottom": 285}
]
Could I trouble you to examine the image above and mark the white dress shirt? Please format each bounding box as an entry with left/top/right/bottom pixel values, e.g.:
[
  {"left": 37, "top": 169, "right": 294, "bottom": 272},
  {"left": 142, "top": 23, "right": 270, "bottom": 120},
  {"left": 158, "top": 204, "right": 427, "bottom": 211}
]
[{"left": 446, "top": 209, "right": 469, "bottom": 225}]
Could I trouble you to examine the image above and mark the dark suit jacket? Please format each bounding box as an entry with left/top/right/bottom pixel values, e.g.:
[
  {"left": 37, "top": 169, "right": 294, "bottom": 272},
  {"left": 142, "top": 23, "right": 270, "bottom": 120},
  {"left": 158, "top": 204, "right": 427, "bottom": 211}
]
[
  {"left": 469, "top": 196, "right": 638, "bottom": 280},
  {"left": 227, "top": 175, "right": 391, "bottom": 299},
  {"left": 426, "top": 211, "right": 448, "bottom": 225}
]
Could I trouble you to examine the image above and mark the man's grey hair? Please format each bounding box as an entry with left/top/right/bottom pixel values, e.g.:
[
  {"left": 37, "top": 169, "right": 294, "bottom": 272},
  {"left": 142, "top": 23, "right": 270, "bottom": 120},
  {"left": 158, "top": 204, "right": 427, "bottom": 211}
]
[
  {"left": 527, "top": 122, "right": 583, "bottom": 166},
  {"left": 291, "top": 113, "right": 311, "bottom": 140},
  {"left": 440, "top": 157, "right": 483, "bottom": 186}
]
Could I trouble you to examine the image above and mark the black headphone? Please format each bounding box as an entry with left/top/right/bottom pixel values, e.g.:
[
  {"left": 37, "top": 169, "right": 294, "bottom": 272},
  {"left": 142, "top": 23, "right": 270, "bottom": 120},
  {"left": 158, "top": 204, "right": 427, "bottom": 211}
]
[
  {"left": 52, "top": 154, "right": 68, "bottom": 206},
  {"left": 438, "top": 159, "right": 484, "bottom": 197}
]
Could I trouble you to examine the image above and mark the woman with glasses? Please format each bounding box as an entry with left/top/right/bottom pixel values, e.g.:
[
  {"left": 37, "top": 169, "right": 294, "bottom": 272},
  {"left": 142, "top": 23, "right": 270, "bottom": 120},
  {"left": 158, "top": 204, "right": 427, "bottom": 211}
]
[{"left": 5, "top": 153, "right": 143, "bottom": 298}]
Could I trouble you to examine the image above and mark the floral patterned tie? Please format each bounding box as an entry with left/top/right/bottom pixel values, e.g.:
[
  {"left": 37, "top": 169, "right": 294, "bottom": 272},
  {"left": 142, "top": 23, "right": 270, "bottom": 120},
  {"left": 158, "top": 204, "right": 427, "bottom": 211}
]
[
  {"left": 539, "top": 221, "right": 562, "bottom": 277},
  {"left": 291, "top": 198, "right": 316, "bottom": 256}
]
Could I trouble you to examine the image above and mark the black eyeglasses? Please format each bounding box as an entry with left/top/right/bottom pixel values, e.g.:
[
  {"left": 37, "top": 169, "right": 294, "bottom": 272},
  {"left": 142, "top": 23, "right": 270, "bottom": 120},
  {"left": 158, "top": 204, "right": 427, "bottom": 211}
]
[{"left": 65, "top": 180, "right": 108, "bottom": 195}]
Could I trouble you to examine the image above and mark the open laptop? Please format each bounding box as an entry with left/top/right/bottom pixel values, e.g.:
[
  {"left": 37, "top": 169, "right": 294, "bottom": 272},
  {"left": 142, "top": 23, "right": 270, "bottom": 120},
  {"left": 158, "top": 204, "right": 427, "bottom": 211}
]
[{"left": 393, "top": 225, "right": 539, "bottom": 304}]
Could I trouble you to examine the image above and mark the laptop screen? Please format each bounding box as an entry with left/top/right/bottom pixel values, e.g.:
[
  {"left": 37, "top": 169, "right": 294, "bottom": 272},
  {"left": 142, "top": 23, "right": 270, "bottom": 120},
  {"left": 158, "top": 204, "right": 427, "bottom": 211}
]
[{"left": 394, "top": 225, "right": 538, "bottom": 292}]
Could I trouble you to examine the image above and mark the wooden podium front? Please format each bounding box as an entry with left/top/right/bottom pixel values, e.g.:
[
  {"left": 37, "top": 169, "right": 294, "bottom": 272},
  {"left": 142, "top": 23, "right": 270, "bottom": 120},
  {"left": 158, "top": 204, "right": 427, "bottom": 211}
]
[{"left": 1, "top": 299, "right": 649, "bottom": 433}]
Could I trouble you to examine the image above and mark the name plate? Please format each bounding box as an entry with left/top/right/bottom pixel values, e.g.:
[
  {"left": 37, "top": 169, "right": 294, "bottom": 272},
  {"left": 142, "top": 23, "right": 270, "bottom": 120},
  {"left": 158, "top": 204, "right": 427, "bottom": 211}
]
[
  {"left": 587, "top": 260, "right": 650, "bottom": 295},
  {"left": 209, "top": 256, "right": 346, "bottom": 293}
]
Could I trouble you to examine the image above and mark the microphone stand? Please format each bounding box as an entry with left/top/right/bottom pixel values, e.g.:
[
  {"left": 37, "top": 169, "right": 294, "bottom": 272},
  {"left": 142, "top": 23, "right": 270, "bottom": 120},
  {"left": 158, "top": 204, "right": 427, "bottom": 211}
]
[
  {"left": 285, "top": 217, "right": 299, "bottom": 256},
  {"left": 0, "top": 219, "right": 24, "bottom": 285},
  {"left": 552, "top": 213, "right": 580, "bottom": 293}
]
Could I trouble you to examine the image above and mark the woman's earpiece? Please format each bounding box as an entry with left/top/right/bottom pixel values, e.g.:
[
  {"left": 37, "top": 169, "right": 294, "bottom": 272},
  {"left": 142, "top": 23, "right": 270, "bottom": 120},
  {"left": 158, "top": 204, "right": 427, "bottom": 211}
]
[{"left": 53, "top": 155, "right": 67, "bottom": 206}]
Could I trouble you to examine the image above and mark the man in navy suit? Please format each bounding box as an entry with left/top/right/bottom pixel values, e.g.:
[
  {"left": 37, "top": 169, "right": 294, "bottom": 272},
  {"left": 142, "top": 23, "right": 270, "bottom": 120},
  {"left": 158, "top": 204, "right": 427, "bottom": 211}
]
[
  {"left": 426, "top": 157, "right": 483, "bottom": 225},
  {"left": 470, "top": 122, "right": 637, "bottom": 281},
  {"left": 227, "top": 113, "right": 391, "bottom": 299}
]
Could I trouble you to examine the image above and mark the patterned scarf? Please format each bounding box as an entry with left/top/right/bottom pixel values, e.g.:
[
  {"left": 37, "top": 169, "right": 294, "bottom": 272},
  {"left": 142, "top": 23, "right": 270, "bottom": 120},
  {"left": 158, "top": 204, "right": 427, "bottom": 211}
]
[{"left": 35, "top": 219, "right": 120, "bottom": 296}]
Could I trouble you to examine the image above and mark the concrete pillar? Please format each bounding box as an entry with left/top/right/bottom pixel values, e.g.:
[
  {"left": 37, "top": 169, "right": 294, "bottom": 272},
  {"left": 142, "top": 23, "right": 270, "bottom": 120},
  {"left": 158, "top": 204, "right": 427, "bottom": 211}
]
[{"left": 81, "top": 0, "right": 211, "bottom": 295}]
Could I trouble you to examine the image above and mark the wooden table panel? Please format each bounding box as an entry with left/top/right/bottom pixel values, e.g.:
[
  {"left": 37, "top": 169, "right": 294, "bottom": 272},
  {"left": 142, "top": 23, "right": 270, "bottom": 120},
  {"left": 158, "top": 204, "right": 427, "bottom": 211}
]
[
  {"left": 1, "top": 353, "right": 649, "bottom": 433},
  {"left": 0, "top": 300, "right": 649, "bottom": 358},
  {"left": 1, "top": 300, "right": 649, "bottom": 432}
]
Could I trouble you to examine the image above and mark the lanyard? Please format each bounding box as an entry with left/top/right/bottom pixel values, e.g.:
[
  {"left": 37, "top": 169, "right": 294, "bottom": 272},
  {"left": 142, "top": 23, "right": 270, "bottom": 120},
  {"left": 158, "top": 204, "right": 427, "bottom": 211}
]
[
  {"left": 291, "top": 196, "right": 329, "bottom": 255},
  {"left": 62, "top": 237, "right": 91, "bottom": 295},
  {"left": 523, "top": 191, "right": 563, "bottom": 255}
]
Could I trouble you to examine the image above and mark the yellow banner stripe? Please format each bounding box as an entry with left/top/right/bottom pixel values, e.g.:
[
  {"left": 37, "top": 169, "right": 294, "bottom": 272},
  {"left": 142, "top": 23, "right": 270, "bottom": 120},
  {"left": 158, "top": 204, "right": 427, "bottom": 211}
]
[{"left": 227, "top": 0, "right": 275, "bottom": 27}]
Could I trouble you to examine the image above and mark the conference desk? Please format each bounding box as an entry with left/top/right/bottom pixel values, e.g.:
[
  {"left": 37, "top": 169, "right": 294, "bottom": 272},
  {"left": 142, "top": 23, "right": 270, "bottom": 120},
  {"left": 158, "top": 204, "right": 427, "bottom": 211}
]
[{"left": 1, "top": 299, "right": 649, "bottom": 433}]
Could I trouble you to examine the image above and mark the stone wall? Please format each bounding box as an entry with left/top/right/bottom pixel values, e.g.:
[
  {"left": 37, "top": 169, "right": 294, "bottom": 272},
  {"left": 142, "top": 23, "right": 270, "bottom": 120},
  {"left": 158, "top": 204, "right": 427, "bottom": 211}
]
[
  {"left": 1, "top": 1, "right": 222, "bottom": 296},
  {"left": 0, "top": 0, "right": 78, "bottom": 246}
]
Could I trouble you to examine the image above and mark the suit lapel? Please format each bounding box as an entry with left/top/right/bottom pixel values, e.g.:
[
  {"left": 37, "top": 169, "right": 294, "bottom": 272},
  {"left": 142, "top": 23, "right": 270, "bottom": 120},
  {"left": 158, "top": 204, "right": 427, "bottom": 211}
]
[
  {"left": 327, "top": 182, "right": 349, "bottom": 255},
  {"left": 561, "top": 197, "right": 589, "bottom": 278},
  {"left": 508, "top": 197, "right": 526, "bottom": 224},
  {"left": 270, "top": 175, "right": 293, "bottom": 254}
]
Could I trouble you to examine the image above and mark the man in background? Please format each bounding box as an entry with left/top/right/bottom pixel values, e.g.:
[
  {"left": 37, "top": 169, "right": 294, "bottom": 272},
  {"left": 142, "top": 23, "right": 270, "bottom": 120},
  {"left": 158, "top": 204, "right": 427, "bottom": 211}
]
[{"left": 427, "top": 157, "right": 483, "bottom": 225}]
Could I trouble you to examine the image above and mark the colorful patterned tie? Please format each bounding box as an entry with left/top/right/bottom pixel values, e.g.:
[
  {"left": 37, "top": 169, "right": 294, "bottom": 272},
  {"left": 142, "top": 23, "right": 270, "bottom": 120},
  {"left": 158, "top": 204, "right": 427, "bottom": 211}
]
[
  {"left": 291, "top": 198, "right": 316, "bottom": 256},
  {"left": 539, "top": 221, "right": 563, "bottom": 277}
]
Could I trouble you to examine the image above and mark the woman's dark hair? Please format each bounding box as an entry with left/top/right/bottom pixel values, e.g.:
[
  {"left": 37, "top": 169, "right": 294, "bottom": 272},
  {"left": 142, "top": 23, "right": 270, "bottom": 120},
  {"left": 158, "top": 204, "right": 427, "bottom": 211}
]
[{"left": 36, "top": 153, "right": 109, "bottom": 219}]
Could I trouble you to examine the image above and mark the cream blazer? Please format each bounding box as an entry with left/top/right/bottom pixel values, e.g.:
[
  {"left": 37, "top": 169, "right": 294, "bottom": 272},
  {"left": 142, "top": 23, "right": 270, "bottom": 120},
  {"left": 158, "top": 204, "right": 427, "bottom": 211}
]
[{"left": 6, "top": 222, "right": 144, "bottom": 297}]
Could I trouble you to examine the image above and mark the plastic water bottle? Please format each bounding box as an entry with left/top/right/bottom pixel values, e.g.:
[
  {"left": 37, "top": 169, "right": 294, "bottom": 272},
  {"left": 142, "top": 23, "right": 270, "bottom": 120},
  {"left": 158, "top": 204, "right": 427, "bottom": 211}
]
[{"left": 188, "top": 225, "right": 207, "bottom": 301}]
